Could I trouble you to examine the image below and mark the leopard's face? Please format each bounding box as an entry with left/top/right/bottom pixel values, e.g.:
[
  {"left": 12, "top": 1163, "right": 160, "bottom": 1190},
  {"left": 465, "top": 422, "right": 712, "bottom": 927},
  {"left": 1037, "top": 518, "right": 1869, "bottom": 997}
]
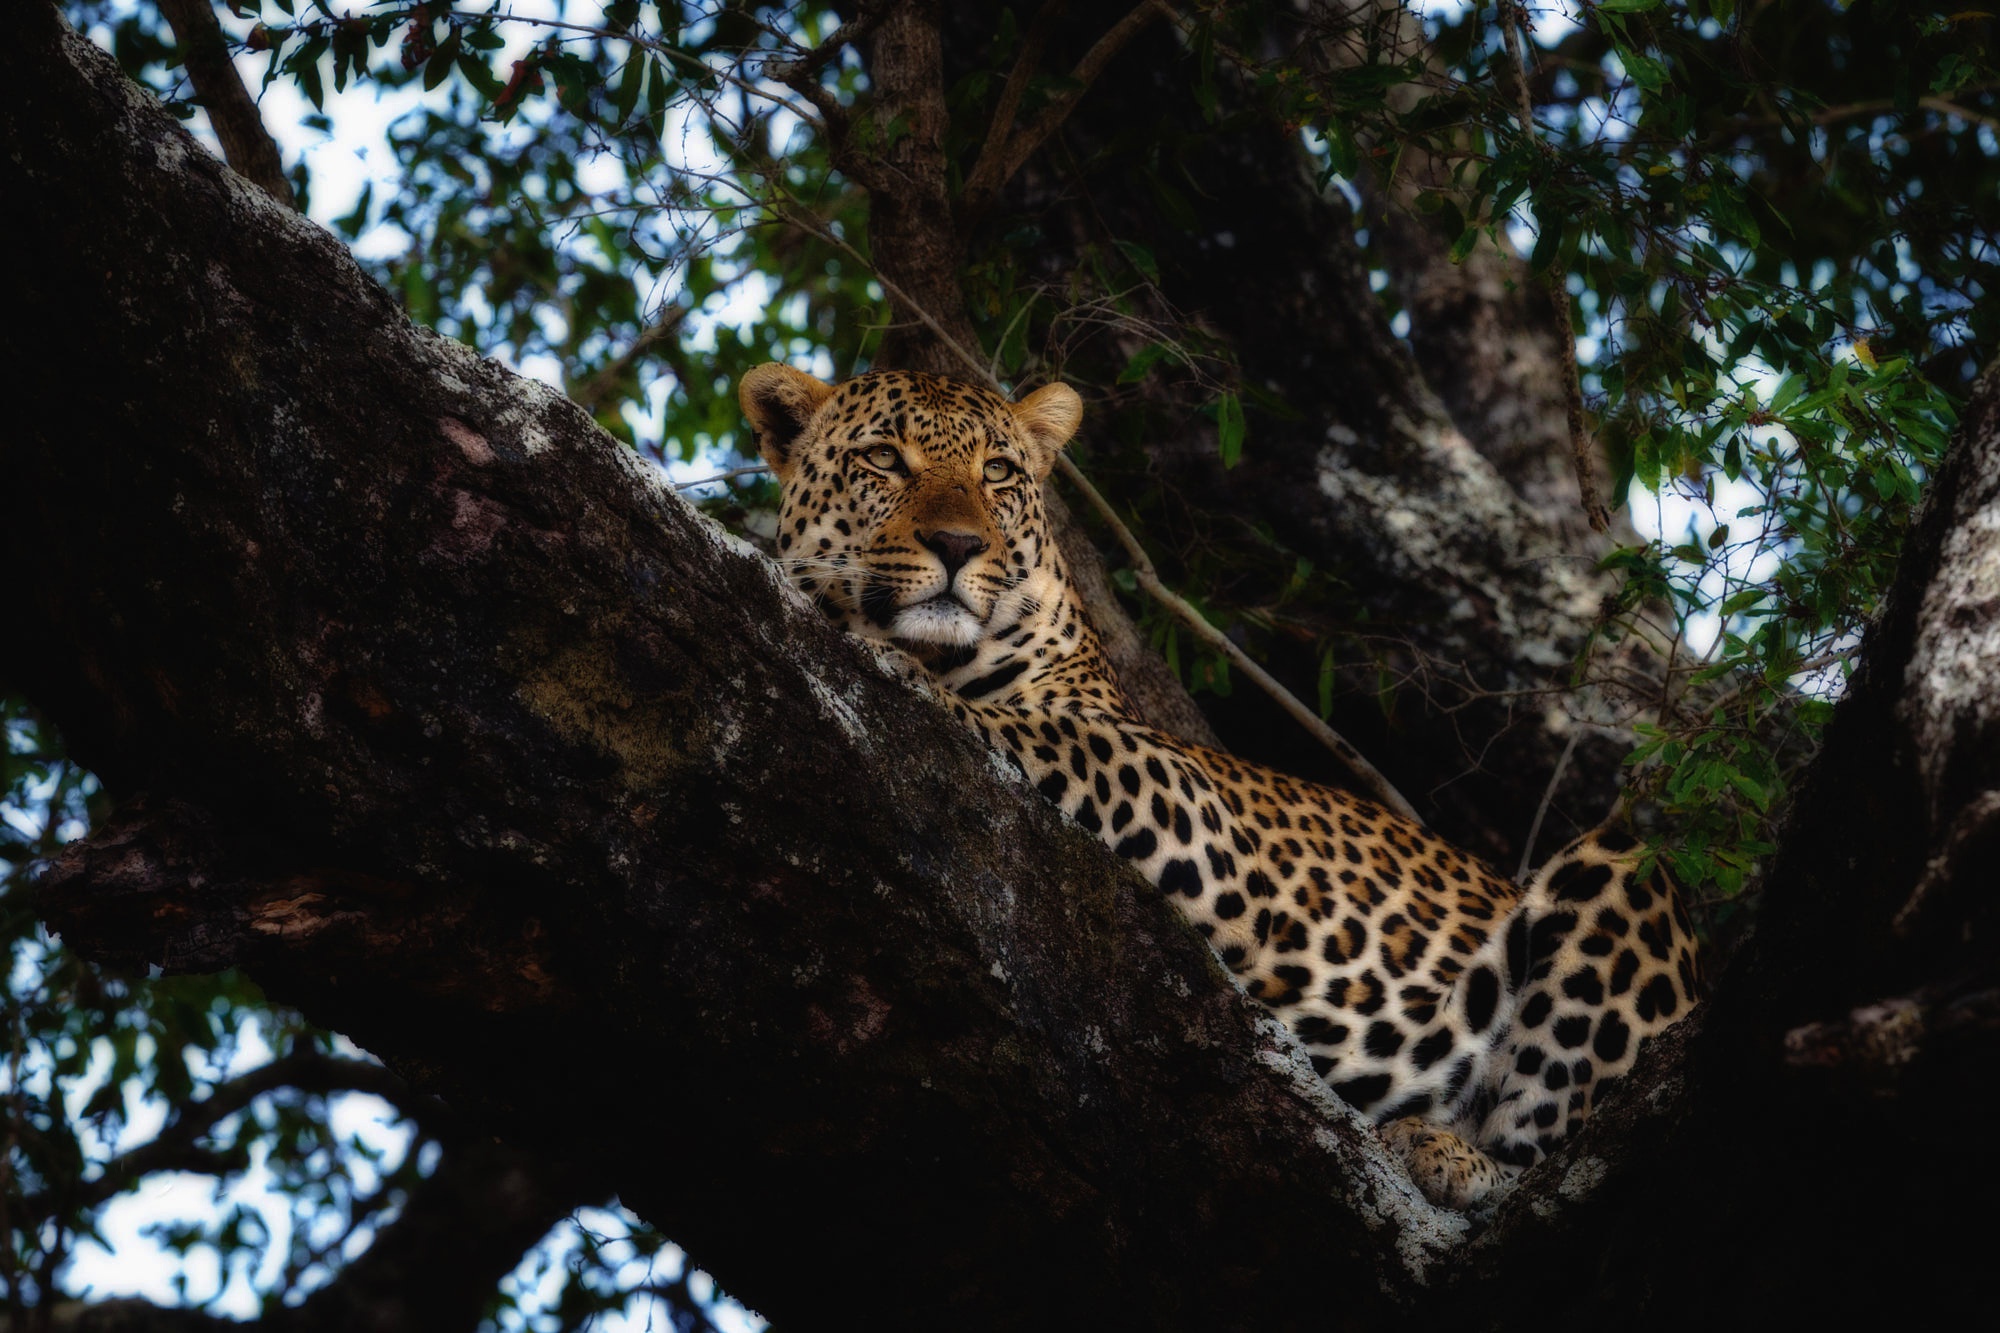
[{"left": 740, "top": 366, "right": 1081, "bottom": 651}]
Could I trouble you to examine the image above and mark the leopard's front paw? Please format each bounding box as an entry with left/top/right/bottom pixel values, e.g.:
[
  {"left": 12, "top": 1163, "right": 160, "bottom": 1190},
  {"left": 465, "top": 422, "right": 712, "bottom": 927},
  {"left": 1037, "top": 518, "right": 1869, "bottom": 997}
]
[
  {"left": 866, "top": 641, "right": 937, "bottom": 693},
  {"left": 1379, "top": 1116, "right": 1505, "bottom": 1211}
]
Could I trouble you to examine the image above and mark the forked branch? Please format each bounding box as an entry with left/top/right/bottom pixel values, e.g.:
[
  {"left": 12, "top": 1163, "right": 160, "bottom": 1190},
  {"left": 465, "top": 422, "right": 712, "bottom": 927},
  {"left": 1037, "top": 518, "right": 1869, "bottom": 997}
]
[{"left": 959, "top": 0, "right": 1171, "bottom": 225}]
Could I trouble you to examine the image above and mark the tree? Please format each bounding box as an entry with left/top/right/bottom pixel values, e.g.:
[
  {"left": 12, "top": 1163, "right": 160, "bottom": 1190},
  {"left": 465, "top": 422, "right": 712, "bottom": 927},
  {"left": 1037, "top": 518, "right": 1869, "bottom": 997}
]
[{"left": 5, "top": 1, "right": 1997, "bottom": 1327}]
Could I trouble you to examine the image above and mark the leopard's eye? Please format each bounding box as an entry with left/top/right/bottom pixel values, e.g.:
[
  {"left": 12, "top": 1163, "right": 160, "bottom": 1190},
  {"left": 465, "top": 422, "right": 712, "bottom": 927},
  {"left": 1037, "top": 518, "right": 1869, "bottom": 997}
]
[
  {"left": 863, "top": 445, "right": 903, "bottom": 472},
  {"left": 982, "top": 457, "right": 1017, "bottom": 483}
]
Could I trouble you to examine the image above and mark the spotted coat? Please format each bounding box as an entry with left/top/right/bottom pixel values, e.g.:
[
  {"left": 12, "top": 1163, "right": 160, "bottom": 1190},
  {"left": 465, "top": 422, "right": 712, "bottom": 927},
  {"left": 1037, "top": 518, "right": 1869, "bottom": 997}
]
[{"left": 739, "top": 364, "right": 1702, "bottom": 1208}]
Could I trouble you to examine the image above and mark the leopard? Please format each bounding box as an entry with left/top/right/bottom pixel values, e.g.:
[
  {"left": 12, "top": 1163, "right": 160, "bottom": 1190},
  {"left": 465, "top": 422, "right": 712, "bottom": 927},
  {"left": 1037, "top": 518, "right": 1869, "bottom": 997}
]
[{"left": 738, "top": 362, "right": 1702, "bottom": 1209}]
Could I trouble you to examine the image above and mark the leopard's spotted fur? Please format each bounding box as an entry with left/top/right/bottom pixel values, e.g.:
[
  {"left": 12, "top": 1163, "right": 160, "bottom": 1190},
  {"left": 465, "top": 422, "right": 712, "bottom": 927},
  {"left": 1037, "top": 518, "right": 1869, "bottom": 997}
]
[{"left": 741, "top": 364, "right": 1702, "bottom": 1208}]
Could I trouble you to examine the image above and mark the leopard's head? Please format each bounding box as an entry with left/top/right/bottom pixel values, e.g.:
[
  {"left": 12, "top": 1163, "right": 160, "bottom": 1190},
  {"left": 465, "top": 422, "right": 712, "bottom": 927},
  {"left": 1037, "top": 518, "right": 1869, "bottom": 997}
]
[{"left": 740, "top": 365, "right": 1082, "bottom": 652}]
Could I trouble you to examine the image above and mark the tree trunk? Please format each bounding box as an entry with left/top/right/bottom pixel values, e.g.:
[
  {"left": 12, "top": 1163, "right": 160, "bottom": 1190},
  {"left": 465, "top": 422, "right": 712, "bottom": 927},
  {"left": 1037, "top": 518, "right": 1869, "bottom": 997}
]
[
  {"left": 954, "top": 1, "right": 1642, "bottom": 858},
  {"left": 6, "top": 7, "right": 1995, "bottom": 1327},
  {"left": 3, "top": 12, "right": 1451, "bottom": 1328}
]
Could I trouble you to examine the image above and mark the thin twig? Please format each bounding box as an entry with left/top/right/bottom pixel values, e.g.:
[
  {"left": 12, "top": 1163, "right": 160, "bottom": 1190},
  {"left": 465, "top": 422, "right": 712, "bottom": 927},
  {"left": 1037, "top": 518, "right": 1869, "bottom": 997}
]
[
  {"left": 1919, "top": 94, "right": 2000, "bottom": 135},
  {"left": 19, "top": 1050, "right": 444, "bottom": 1225},
  {"left": 158, "top": 0, "right": 296, "bottom": 207},
  {"left": 1055, "top": 455, "right": 1423, "bottom": 824},
  {"left": 761, "top": 3, "right": 896, "bottom": 191},
  {"left": 764, "top": 1, "right": 892, "bottom": 89},
  {"left": 1501, "top": 0, "right": 1610, "bottom": 535},
  {"left": 575, "top": 306, "right": 689, "bottom": 414},
  {"left": 1516, "top": 726, "right": 1582, "bottom": 883},
  {"left": 675, "top": 464, "right": 771, "bottom": 490}
]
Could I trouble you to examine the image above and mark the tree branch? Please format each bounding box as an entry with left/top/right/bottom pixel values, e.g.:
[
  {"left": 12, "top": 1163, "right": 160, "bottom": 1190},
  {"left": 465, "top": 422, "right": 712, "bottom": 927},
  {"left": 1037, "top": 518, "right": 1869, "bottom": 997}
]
[
  {"left": 155, "top": 0, "right": 294, "bottom": 207},
  {"left": 1500, "top": 0, "right": 1608, "bottom": 534},
  {"left": 4, "top": 13, "right": 1461, "bottom": 1326},
  {"left": 762, "top": 2, "right": 895, "bottom": 193},
  {"left": 277, "top": 1138, "right": 604, "bottom": 1333},
  {"left": 959, "top": 0, "right": 1168, "bottom": 226},
  {"left": 6, "top": 1129, "right": 608, "bottom": 1333},
  {"left": 958, "top": 0, "right": 1067, "bottom": 218},
  {"left": 25, "top": 1037, "right": 446, "bottom": 1223},
  {"left": 1055, "top": 455, "right": 1424, "bottom": 821},
  {"left": 573, "top": 306, "right": 689, "bottom": 415}
]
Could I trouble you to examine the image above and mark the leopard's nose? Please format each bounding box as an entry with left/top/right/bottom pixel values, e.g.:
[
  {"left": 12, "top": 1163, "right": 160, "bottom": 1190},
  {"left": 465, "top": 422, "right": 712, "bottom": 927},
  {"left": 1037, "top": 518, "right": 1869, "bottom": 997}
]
[{"left": 917, "top": 528, "right": 988, "bottom": 578}]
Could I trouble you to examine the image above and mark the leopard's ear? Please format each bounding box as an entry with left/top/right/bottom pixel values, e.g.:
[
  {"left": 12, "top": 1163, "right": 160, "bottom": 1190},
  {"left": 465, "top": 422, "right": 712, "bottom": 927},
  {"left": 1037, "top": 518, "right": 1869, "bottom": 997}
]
[
  {"left": 739, "top": 363, "right": 836, "bottom": 480},
  {"left": 1010, "top": 382, "right": 1083, "bottom": 479}
]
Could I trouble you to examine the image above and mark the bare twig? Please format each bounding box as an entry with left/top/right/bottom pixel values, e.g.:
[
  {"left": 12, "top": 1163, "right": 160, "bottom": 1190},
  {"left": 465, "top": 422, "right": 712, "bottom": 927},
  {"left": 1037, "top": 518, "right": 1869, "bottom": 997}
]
[
  {"left": 1501, "top": 0, "right": 1610, "bottom": 535},
  {"left": 961, "top": 0, "right": 1068, "bottom": 214},
  {"left": 761, "top": 2, "right": 897, "bottom": 192},
  {"left": 1919, "top": 94, "right": 2000, "bottom": 135},
  {"left": 1515, "top": 725, "right": 1583, "bottom": 883},
  {"left": 574, "top": 306, "right": 690, "bottom": 414},
  {"left": 21, "top": 1051, "right": 443, "bottom": 1225},
  {"left": 675, "top": 464, "right": 772, "bottom": 490},
  {"left": 765, "top": 2, "right": 893, "bottom": 88},
  {"left": 960, "top": 0, "right": 1171, "bottom": 223},
  {"left": 156, "top": 0, "right": 295, "bottom": 207},
  {"left": 1055, "top": 455, "right": 1423, "bottom": 823}
]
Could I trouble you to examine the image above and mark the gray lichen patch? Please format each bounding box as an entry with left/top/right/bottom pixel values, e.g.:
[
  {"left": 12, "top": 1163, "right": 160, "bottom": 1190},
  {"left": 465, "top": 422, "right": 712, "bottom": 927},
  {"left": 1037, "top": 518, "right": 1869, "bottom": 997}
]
[
  {"left": 1250, "top": 1012, "right": 1471, "bottom": 1278},
  {"left": 1902, "top": 484, "right": 2000, "bottom": 823}
]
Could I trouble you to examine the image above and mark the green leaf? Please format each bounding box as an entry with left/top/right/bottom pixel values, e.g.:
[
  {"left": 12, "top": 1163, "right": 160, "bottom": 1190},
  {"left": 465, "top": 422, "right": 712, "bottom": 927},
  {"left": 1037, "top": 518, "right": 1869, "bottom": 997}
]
[
  {"left": 1118, "top": 343, "right": 1170, "bottom": 385},
  {"left": 1720, "top": 587, "right": 1764, "bottom": 616},
  {"left": 457, "top": 52, "right": 503, "bottom": 101},
  {"left": 1321, "top": 120, "right": 1358, "bottom": 179},
  {"left": 1114, "top": 239, "right": 1160, "bottom": 285},
  {"left": 1619, "top": 51, "right": 1669, "bottom": 94},
  {"left": 613, "top": 52, "right": 646, "bottom": 124},
  {"left": 1529, "top": 215, "right": 1563, "bottom": 273},
  {"left": 294, "top": 37, "right": 325, "bottom": 109},
  {"left": 1599, "top": 0, "right": 1664, "bottom": 10},
  {"left": 424, "top": 28, "right": 461, "bottom": 92},
  {"left": 1215, "top": 392, "right": 1246, "bottom": 469}
]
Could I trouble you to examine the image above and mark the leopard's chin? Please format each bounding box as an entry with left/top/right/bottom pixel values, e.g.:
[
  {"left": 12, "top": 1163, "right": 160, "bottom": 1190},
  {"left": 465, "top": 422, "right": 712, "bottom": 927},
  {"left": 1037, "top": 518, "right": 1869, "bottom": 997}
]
[{"left": 890, "top": 597, "right": 985, "bottom": 647}]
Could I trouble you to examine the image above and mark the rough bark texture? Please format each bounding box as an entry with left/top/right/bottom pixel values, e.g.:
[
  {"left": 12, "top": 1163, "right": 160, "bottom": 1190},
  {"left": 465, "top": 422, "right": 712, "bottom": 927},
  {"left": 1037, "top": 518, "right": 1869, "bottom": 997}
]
[
  {"left": 1309, "top": 0, "right": 1588, "bottom": 524},
  {"left": 9, "top": 6, "right": 1999, "bottom": 1327},
  {"left": 861, "top": 0, "right": 979, "bottom": 376},
  {"left": 958, "top": 1, "right": 1642, "bottom": 860},
  {"left": 4, "top": 13, "right": 1458, "bottom": 1328},
  {"left": 1429, "top": 358, "right": 2000, "bottom": 1325},
  {"left": 154, "top": 0, "right": 294, "bottom": 206}
]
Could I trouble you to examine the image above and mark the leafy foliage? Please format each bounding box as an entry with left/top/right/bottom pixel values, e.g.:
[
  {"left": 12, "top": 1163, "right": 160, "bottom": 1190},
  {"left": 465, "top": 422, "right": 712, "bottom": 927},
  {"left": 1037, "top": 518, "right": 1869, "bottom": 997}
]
[
  {"left": 1235, "top": 0, "right": 1991, "bottom": 910},
  {"left": 17, "top": 0, "right": 1999, "bottom": 1322}
]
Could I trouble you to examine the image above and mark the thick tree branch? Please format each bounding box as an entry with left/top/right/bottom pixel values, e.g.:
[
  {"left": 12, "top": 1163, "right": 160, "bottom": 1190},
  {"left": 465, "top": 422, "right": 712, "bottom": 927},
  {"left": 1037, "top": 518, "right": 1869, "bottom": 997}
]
[
  {"left": 155, "top": 0, "right": 294, "bottom": 207},
  {"left": 15, "top": 6, "right": 2000, "bottom": 1325},
  {"left": 278, "top": 1137, "right": 603, "bottom": 1333},
  {"left": 763, "top": 2, "right": 894, "bottom": 193},
  {"left": 1446, "top": 357, "right": 2000, "bottom": 1318},
  {"left": 4, "top": 11, "right": 1462, "bottom": 1327},
  {"left": 11, "top": 1140, "right": 603, "bottom": 1333}
]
